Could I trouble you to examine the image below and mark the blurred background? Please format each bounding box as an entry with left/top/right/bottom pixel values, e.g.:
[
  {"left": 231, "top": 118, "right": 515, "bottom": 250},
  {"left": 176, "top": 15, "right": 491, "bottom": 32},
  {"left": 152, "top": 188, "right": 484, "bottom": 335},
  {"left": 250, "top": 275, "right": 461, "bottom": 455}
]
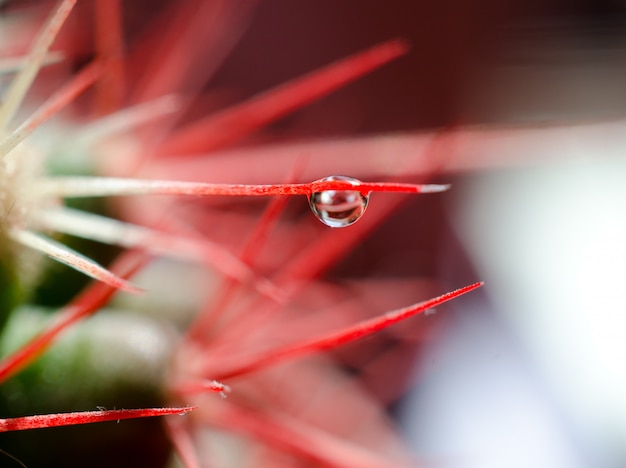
[{"left": 210, "top": 2, "right": 626, "bottom": 467}]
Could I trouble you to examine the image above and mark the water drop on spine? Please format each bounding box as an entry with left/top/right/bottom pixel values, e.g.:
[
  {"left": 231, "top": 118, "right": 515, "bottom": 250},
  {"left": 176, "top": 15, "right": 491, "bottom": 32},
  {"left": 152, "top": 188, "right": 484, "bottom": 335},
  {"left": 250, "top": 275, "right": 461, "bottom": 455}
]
[{"left": 308, "top": 176, "right": 369, "bottom": 228}]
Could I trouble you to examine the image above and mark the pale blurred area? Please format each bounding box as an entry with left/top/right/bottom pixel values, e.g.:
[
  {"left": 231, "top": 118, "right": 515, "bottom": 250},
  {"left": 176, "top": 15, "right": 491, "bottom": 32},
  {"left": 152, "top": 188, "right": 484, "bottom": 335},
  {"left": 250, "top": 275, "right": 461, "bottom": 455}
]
[{"left": 401, "top": 4, "right": 626, "bottom": 467}]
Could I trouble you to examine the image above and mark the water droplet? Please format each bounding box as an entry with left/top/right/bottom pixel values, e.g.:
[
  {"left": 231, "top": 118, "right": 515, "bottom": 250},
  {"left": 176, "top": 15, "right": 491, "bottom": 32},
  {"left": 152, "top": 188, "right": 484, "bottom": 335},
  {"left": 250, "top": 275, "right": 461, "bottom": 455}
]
[{"left": 308, "top": 176, "right": 369, "bottom": 228}]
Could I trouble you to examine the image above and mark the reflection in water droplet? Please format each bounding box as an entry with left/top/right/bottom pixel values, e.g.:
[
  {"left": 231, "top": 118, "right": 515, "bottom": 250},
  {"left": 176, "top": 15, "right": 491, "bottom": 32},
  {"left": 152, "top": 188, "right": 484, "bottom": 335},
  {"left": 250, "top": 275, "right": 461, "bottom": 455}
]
[{"left": 308, "top": 176, "right": 369, "bottom": 228}]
